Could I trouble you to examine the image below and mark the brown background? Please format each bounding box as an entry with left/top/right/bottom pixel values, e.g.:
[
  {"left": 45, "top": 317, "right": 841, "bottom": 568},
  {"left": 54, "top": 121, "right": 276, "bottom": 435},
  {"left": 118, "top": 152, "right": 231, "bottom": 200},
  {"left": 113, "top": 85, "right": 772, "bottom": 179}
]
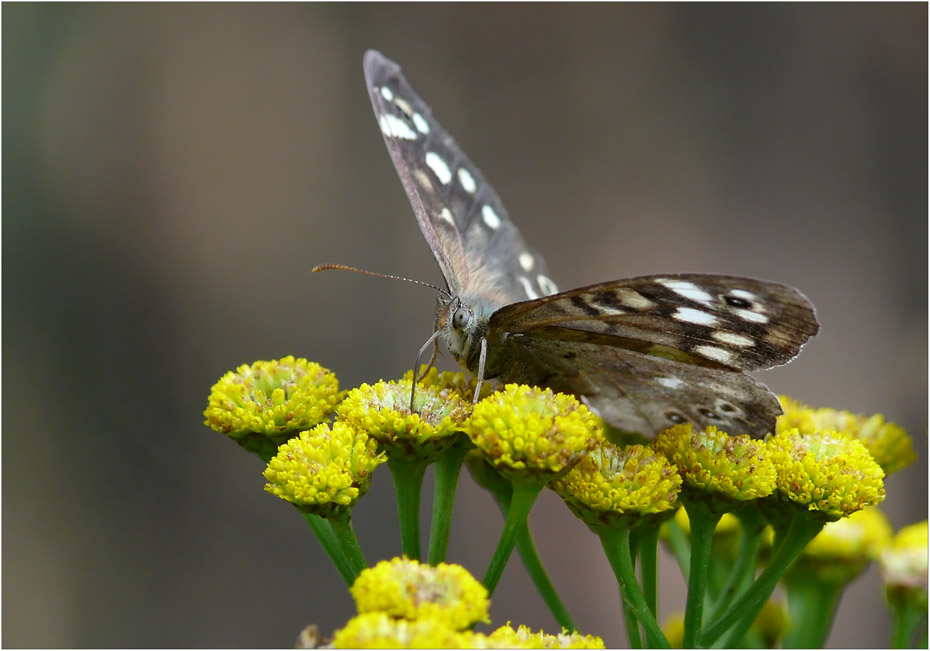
[{"left": 4, "top": 3, "right": 926, "bottom": 648}]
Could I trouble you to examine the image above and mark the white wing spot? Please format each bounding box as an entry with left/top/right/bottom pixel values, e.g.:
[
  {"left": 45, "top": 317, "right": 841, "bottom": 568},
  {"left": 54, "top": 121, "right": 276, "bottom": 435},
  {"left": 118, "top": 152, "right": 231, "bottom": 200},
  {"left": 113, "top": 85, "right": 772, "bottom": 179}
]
[
  {"left": 518, "top": 252, "right": 535, "bottom": 271},
  {"left": 617, "top": 289, "right": 654, "bottom": 310},
  {"left": 413, "top": 169, "right": 432, "bottom": 190},
  {"left": 673, "top": 307, "right": 719, "bottom": 326},
  {"left": 659, "top": 279, "right": 714, "bottom": 305},
  {"left": 481, "top": 205, "right": 502, "bottom": 229},
  {"left": 393, "top": 97, "right": 414, "bottom": 117},
  {"left": 439, "top": 208, "right": 455, "bottom": 225},
  {"left": 538, "top": 275, "right": 558, "bottom": 295},
  {"left": 425, "top": 151, "right": 452, "bottom": 185},
  {"left": 457, "top": 168, "right": 477, "bottom": 193},
  {"left": 379, "top": 86, "right": 394, "bottom": 101},
  {"left": 518, "top": 276, "right": 540, "bottom": 300},
  {"left": 735, "top": 309, "right": 769, "bottom": 324},
  {"left": 656, "top": 377, "right": 684, "bottom": 389},
  {"left": 694, "top": 345, "right": 734, "bottom": 365},
  {"left": 412, "top": 113, "right": 430, "bottom": 135},
  {"left": 730, "top": 289, "right": 757, "bottom": 301},
  {"left": 379, "top": 114, "right": 417, "bottom": 140},
  {"left": 712, "top": 331, "right": 755, "bottom": 347}
]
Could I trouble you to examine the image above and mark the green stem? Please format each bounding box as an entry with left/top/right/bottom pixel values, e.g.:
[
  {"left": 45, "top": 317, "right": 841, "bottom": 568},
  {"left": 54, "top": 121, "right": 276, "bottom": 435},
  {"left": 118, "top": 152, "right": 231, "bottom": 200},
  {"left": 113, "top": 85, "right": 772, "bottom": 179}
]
[
  {"left": 783, "top": 578, "right": 843, "bottom": 648},
  {"left": 682, "top": 505, "right": 723, "bottom": 649},
  {"left": 301, "top": 512, "right": 355, "bottom": 585},
  {"left": 326, "top": 509, "right": 367, "bottom": 578},
  {"left": 620, "top": 591, "right": 643, "bottom": 650},
  {"left": 891, "top": 603, "right": 927, "bottom": 648},
  {"left": 702, "top": 514, "right": 824, "bottom": 647},
  {"left": 482, "top": 480, "right": 544, "bottom": 595},
  {"left": 635, "top": 525, "right": 661, "bottom": 618},
  {"left": 707, "top": 506, "right": 765, "bottom": 623},
  {"left": 427, "top": 440, "right": 470, "bottom": 565},
  {"left": 599, "top": 527, "right": 670, "bottom": 649},
  {"left": 387, "top": 458, "right": 429, "bottom": 561},
  {"left": 515, "top": 521, "right": 577, "bottom": 632}
]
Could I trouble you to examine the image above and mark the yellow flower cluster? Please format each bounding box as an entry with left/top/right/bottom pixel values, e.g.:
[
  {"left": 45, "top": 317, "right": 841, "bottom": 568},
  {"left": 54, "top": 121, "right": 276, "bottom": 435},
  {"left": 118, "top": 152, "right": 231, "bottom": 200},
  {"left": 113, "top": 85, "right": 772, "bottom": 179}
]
[
  {"left": 652, "top": 424, "right": 776, "bottom": 507},
  {"left": 203, "top": 357, "right": 341, "bottom": 450},
  {"left": 350, "top": 558, "right": 489, "bottom": 631},
  {"left": 767, "top": 428, "right": 885, "bottom": 519},
  {"left": 881, "top": 521, "right": 929, "bottom": 592},
  {"left": 402, "top": 365, "right": 495, "bottom": 402},
  {"left": 778, "top": 396, "right": 915, "bottom": 474},
  {"left": 338, "top": 379, "right": 470, "bottom": 462},
  {"left": 465, "top": 384, "right": 603, "bottom": 481},
  {"left": 551, "top": 442, "right": 681, "bottom": 530},
  {"left": 263, "top": 421, "right": 385, "bottom": 515},
  {"left": 332, "top": 612, "right": 468, "bottom": 648},
  {"left": 482, "top": 623, "right": 605, "bottom": 648}
]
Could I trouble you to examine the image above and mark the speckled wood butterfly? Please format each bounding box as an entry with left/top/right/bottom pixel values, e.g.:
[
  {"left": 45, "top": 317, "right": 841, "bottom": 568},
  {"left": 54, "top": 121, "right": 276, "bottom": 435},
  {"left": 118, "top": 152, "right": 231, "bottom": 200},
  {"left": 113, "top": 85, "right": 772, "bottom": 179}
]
[{"left": 357, "top": 50, "right": 819, "bottom": 439}]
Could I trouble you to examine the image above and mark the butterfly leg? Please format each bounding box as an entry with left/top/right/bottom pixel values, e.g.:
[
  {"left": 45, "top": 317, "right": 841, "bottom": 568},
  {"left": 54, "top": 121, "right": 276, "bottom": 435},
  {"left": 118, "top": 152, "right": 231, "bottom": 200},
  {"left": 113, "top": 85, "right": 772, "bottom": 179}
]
[
  {"left": 410, "top": 329, "right": 443, "bottom": 412},
  {"left": 472, "top": 336, "right": 488, "bottom": 406}
]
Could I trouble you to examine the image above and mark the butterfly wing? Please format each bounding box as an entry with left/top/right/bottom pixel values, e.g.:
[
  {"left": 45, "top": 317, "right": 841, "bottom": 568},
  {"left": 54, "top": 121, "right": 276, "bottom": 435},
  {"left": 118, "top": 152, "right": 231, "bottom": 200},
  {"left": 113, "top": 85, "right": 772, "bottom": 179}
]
[
  {"left": 487, "top": 275, "right": 819, "bottom": 437},
  {"left": 363, "top": 50, "right": 557, "bottom": 304}
]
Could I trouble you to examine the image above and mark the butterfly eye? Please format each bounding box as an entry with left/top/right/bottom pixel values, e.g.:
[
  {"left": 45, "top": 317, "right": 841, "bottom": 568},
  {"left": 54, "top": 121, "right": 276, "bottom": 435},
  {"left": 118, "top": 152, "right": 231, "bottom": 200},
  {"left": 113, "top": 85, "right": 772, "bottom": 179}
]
[{"left": 452, "top": 307, "right": 470, "bottom": 330}]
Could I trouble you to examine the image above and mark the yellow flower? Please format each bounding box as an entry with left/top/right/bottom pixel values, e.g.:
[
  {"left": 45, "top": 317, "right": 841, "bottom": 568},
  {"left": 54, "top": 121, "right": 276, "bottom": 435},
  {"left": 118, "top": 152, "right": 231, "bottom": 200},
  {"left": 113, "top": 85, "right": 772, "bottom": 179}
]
[
  {"left": 788, "top": 507, "right": 893, "bottom": 585},
  {"left": 652, "top": 424, "right": 776, "bottom": 510},
  {"left": 881, "top": 520, "right": 928, "bottom": 610},
  {"left": 204, "top": 357, "right": 342, "bottom": 454},
  {"left": 778, "top": 396, "right": 915, "bottom": 474},
  {"left": 337, "top": 379, "right": 470, "bottom": 462},
  {"left": 766, "top": 428, "right": 885, "bottom": 520},
  {"left": 402, "top": 365, "right": 494, "bottom": 402},
  {"left": 262, "top": 421, "right": 385, "bottom": 516},
  {"left": 350, "top": 558, "right": 489, "bottom": 631},
  {"left": 662, "top": 613, "right": 685, "bottom": 648},
  {"left": 331, "top": 612, "right": 468, "bottom": 648},
  {"left": 465, "top": 384, "right": 603, "bottom": 482},
  {"left": 484, "top": 623, "right": 605, "bottom": 649},
  {"left": 751, "top": 599, "right": 789, "bottom": 648},
  {"left": 551, "top": 441, "right": 680, "bottom": 531}
]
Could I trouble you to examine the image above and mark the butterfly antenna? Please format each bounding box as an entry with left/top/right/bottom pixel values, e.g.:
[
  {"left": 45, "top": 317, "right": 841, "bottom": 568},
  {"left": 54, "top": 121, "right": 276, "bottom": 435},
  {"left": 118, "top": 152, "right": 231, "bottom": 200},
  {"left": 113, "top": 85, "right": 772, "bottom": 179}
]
[
  {"left": 312, "top": 263, "right": 451, "bottom": 300},
  {"left": 410, "top": 329, "right": 443, "bottom": 412}
]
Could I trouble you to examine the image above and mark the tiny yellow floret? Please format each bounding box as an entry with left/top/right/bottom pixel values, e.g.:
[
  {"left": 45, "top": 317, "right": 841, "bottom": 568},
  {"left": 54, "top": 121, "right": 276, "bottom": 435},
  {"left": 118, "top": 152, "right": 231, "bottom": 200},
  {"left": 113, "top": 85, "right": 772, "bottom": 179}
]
[
  {"left": 350, "top": 558, "right": 489, "bottom": 631},
  {"left": 551, "top": 441, "right": 680, "bottom": 531},
  {"left": 204, "top": 357, "right": 342, "bottom": 453},
  {"left": 766, "top": 428, "right": 885, "bottom": 519},
  {"left": 337, "top": 379, "right": 470, "bottom": 462},
  {"left": 465, "top": 384, "right": 603, "bottom": 482},
  {"left": 331, "top": 612, "right": 468, "bottom": 648},
  {"left": 262, "top": 421, "right": 385, "bottom": 516}
]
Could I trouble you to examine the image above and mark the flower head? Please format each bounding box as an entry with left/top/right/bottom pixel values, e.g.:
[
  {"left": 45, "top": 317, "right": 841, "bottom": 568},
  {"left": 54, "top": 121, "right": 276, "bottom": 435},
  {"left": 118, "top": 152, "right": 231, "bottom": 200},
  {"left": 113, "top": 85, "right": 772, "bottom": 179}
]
[
  {"left": 402, "top": 365, "right": 494, "bottom": 402},
  {"left": 550, "top": 441, "right": 680, "bottom": 531},
  {"left": 766, "top": 428, "right": 885, "bottom": 520},
  {"left": 652, "top": 424, "right": 776, "bottom": 511},
  {"left": 465, "top": 384, "right": 603, "bottom": 483},
  {"left": 331, "top": 612, "right": 468, "bottom": 649},
  {"left": 778, "top": 396, "right": 915, "bottom": 474},
  {"left": 262, "top": 421, "right": 384, "bottom": 516},
  {"left": 881, "top": 520, "right": 928, "bottom": 611},
  {"left": 337, "top": 379, "right": 470, "bottom": 462},
  {"left": 204, "top": 357, "right": 342, "bottom": 455},
  {"left": 350, "top": 558, "right": 489, "bottom": 631},
  {"left": 483, "top": 623, "right": 605, "bottom": 649}
]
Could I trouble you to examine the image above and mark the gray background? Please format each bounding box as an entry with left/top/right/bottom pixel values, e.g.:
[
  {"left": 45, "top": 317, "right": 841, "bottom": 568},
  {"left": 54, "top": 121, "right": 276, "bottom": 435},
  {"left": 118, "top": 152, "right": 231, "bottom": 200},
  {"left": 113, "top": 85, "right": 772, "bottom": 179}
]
[{"left": 4, "top": 3, "right": 926, "bottom": 648}]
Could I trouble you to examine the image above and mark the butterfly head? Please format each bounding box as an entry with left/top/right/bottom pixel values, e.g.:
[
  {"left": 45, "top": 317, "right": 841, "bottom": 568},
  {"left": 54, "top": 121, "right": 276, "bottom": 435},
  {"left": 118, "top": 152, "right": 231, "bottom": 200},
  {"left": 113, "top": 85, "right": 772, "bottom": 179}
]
[{"left": 436, "top": 293, "right": 498, "bottom": 371}]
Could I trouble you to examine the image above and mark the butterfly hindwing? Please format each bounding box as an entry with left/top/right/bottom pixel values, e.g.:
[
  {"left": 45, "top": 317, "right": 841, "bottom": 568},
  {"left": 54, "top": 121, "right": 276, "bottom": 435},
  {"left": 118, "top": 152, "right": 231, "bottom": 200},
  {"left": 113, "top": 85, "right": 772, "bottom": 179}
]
[{"left": 363, "top": 50, "right": 556, "bottom": 304}]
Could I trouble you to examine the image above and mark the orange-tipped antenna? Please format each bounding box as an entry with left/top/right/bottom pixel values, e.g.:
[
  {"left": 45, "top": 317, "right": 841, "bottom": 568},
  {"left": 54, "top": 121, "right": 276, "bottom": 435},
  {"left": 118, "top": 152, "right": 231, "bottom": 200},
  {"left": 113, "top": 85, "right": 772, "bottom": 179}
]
[{"left": 312, "top": 263, "right": 449, "bottom": 299}]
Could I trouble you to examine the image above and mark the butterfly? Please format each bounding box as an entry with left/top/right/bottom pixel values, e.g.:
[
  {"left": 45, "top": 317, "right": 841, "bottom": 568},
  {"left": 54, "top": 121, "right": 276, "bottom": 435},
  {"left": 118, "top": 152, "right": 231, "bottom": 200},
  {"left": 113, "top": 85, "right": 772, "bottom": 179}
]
[{"left": 358, "top": 49, "right": 819, "bottom": 439}]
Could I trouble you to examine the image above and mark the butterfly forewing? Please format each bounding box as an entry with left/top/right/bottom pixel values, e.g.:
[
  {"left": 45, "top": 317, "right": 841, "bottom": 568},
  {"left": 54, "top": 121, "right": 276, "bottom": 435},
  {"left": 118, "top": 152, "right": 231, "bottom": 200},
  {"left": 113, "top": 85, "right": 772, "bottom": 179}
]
[{"left": 363, "top": 50, "right": 556, "bottom": 305}]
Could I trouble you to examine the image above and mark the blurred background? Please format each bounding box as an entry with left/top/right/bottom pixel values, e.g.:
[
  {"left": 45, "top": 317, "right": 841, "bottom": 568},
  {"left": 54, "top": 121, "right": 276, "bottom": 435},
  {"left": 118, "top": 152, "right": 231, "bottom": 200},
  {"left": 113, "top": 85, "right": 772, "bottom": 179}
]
[{"left": 4, "top": 3, "right": 926, "bottom": 647}]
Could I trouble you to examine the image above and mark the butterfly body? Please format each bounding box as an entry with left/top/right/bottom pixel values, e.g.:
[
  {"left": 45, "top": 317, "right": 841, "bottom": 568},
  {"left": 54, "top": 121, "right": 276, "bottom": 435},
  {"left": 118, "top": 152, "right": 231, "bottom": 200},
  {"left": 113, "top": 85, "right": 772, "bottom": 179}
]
[{"left": 361, "top": 50, "right": 819, "bottom": 439}]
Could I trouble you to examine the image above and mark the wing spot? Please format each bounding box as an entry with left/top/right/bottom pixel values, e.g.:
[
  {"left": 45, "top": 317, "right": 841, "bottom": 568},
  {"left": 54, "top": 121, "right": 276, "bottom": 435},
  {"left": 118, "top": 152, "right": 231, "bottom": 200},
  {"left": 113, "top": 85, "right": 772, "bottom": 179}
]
[
  {"left": 537, "top": 275, "right": 558, "bottom": 295},
  {"left": 659, "top": 279, "right": 714, "bottom": 305},
  {"left": 379, "top": 86, "right": 394, "bottom": 101},
  {"left": 712, "top": 331, "right": 755, "bottom": 347},
  {"left": 694, "top": 345, "right": 734, "bottom": 365},
  {"left": 425, "top": 152, "right": 452, "bottom": 185},
  {"left": 716, "top": 401, "right": 738, "bottom": 414},
  {"left": 412, "top": 113, "right": 430, "bottom": 135},
  {"left": 570, "top": 295, "right": 601, "bottom": 316},
  {"left": 673, "top": 307, "right": 719, "bottom": 326},
  {"left": 735, "top": 309, "right": 769, "bottom": 324},
  {"left": 656, "top": 377, "right": 684, "bottom": 389},
  {"left": 617, "top": 289, "right": 655, "bottom": 310},
  {"left": 457, "top": 168, "right": 477, "bottom": 193},
  {"left": 698, "top": 407, "right": 721, "bottom": 420},
  {"left": 517, "top": 276, "right": 540, "bottom": 300},
  {"left": 481, "top": 205, "right": 502, "bottom": 229},
  {"left": 725, "top": 295, "right": 752, "bottom": 309},
  {"left": 439, "top": 208, "right": 455, "bottom": 225},
  {"left": 379, "top": 114, "right": 418, "bottom": 140},
  {"left": 393, "top": 97, "right": 414, "bottom": 119},
  {"left": 519, "top": 252, "right": 534, "bottom": 271},
  {"left": 413, "top": 169, "right": 433, "bottom": 190},
  {"left": 665, "top": 411, "right": 687, "bottom": 424}
]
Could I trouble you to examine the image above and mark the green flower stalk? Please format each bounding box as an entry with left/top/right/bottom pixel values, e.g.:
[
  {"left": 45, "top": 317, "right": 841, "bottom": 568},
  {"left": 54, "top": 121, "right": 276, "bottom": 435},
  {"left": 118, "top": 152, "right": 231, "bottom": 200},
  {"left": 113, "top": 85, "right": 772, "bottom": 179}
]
[
  {"left": 778, "top": 395, "right": 916, "bottom": 475},
  {"left": 881, "top": 520, "right": 928, "bottom": 648},
  {"left": 337, "top": 378, "right": 470, "bottom": 560},
  {"left": 332, "top": 612, "right": 470, "bottom": 648},
  {"left": 204, "top": 356, "right": 342, "bottom": 461},
  {"left": 551, "top": 441, "right": 680, "bottom": 648},
  {"left": 263, "top": 421, "right": 385, "bottom": 580},
  {"left": 703, "top": 427, "right": 886, "bottom": 647},
  {"left": 782, "top": 506, "right": 893, "bottom": 647},
  {"left": 652, "top": 424, "right": 776, "bottom": 648},
  {"left": 465, "top": 384, "right": 603, "bottom": 595},
  {"left": 350, "top": 558, "right": 489, "bottom": 631}
]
